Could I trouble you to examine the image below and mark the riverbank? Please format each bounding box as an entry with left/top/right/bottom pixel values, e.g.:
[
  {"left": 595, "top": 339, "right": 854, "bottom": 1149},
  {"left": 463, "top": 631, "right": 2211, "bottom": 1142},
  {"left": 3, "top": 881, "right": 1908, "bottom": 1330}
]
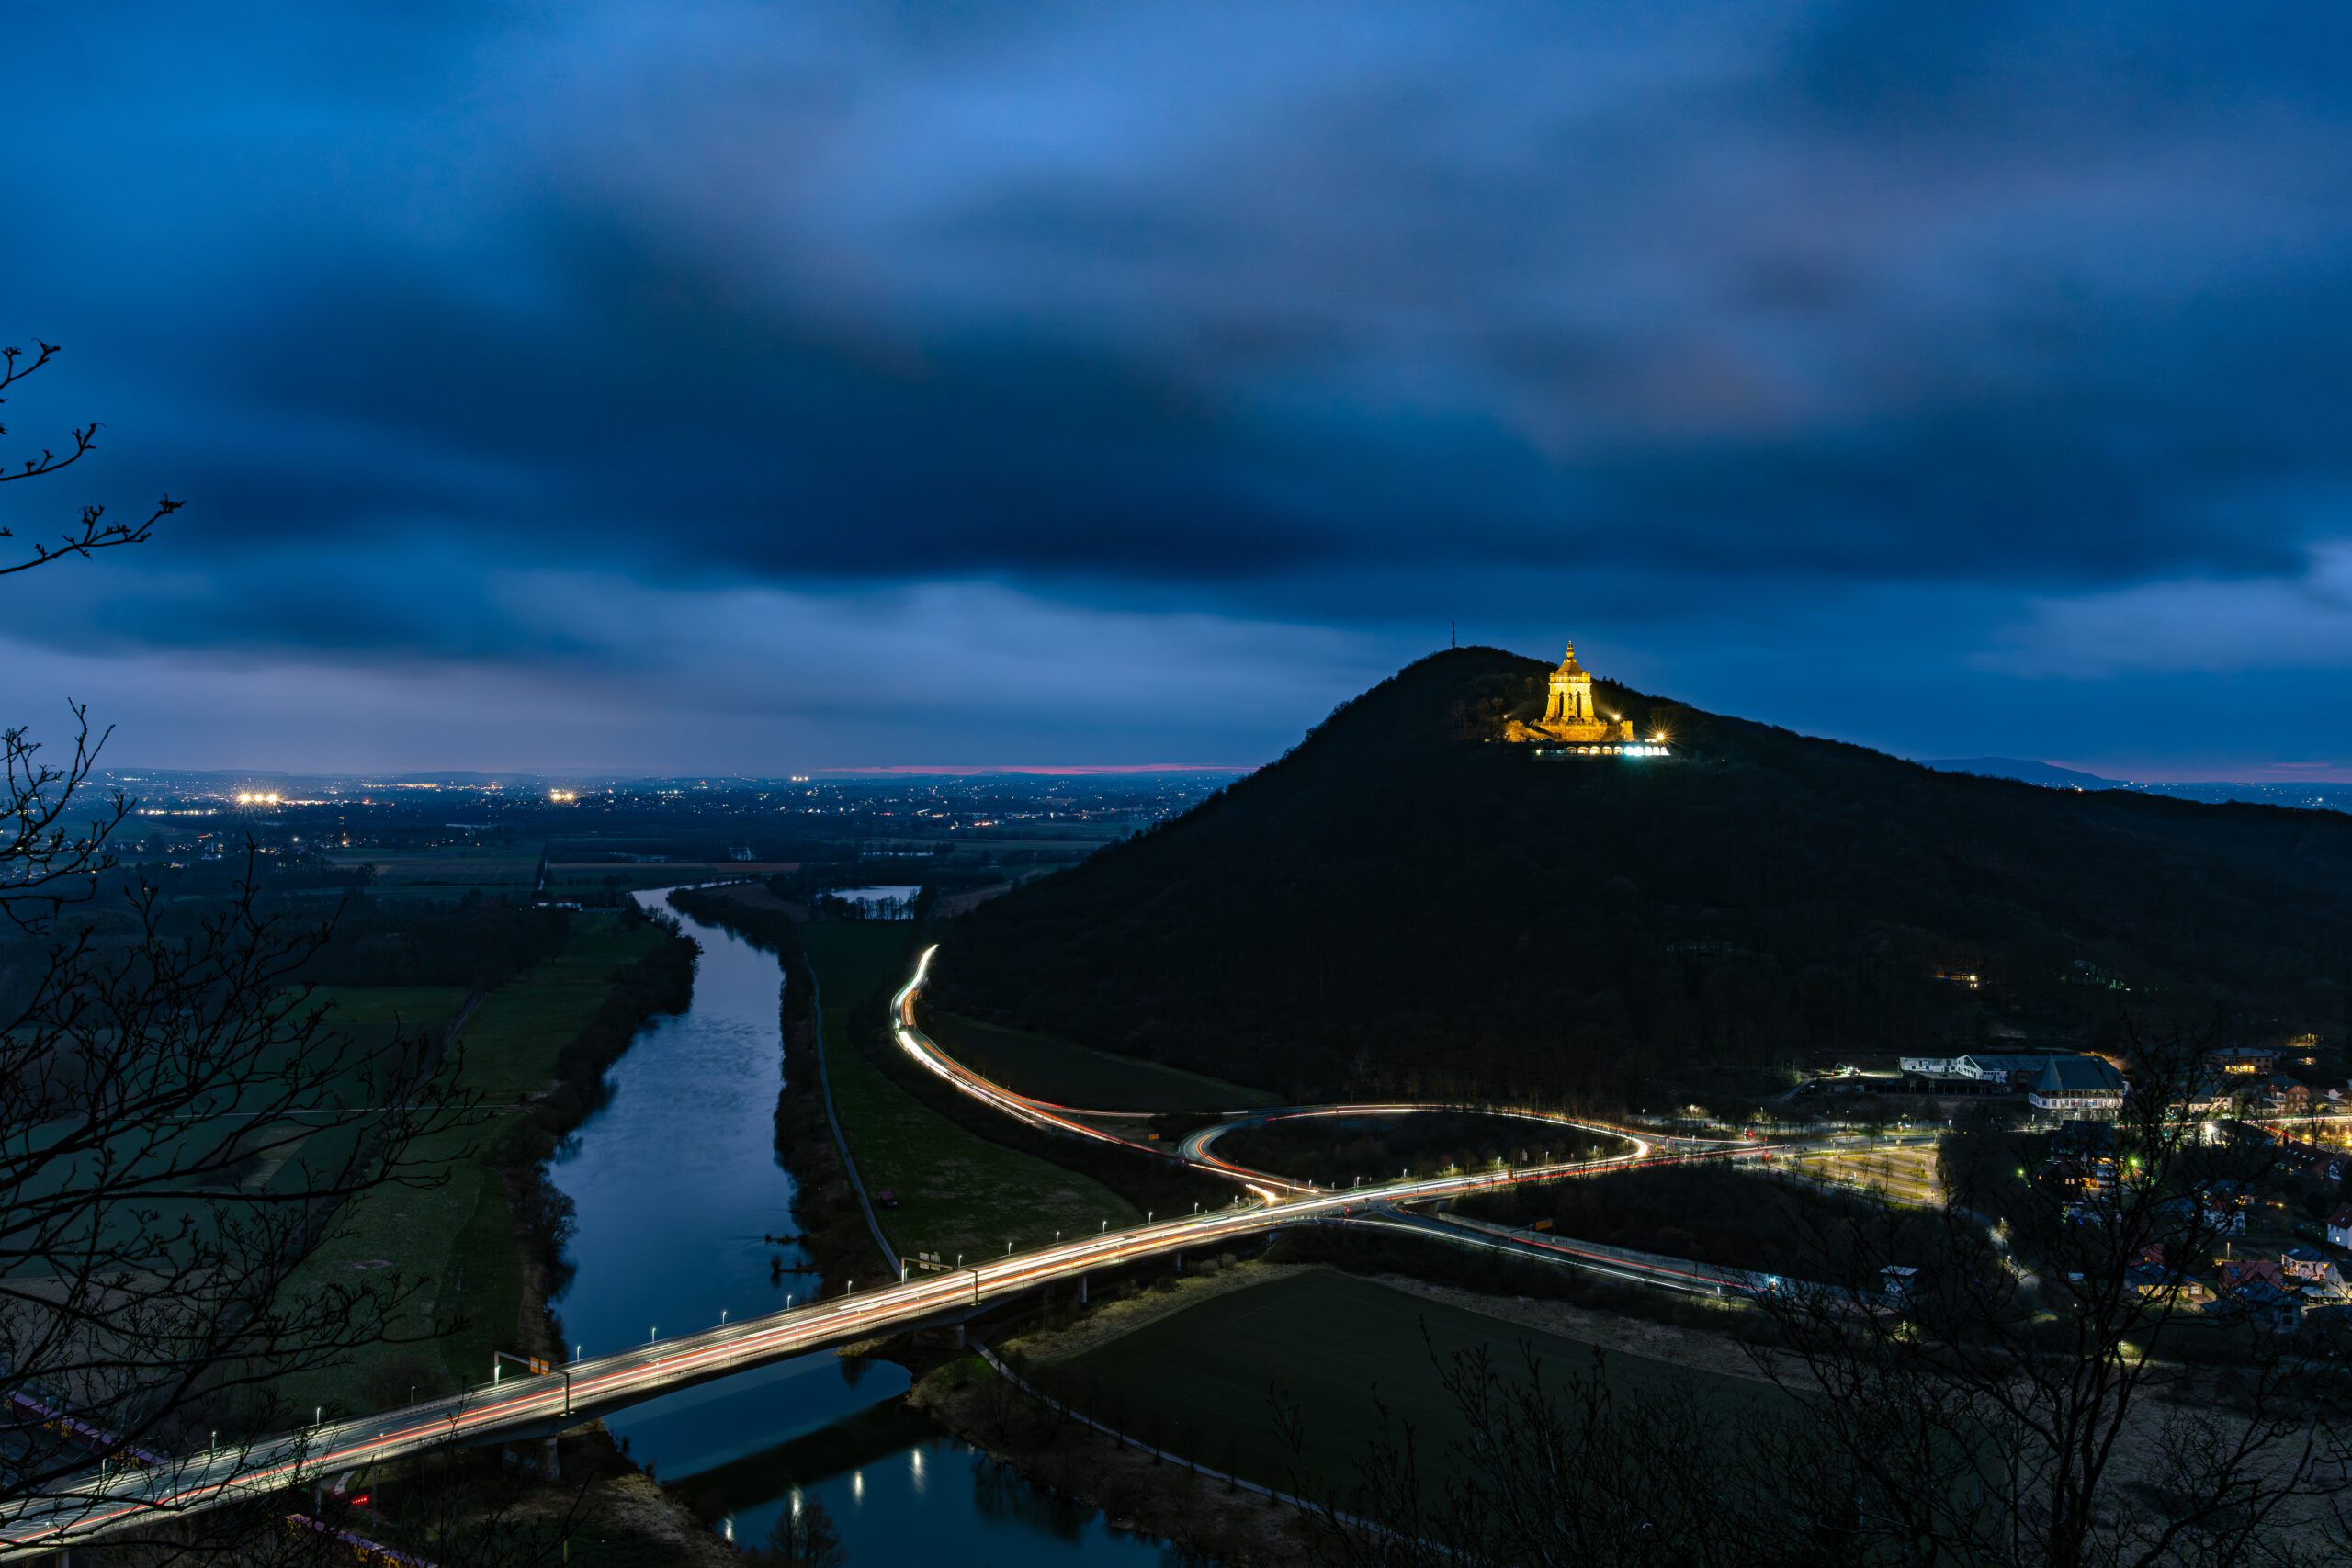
[
  {"left": 560, "top": 892, "right": 1178, "bottom": 1564},
  {"left": 470, "top": 912, "right": 718, "bottom": 1562},
  {"left": 909, "top": 1350, "right": 1319, "bottom": 1566},
  {"left": 266, "top": 905, "right": 721, "bottom": 1561},
  {"left": 903, "top": 1257, "right": 1792, "bottom": 1563},
  {"left": 897, "top": 1263, "right": 1329, "bottom": 1565}
]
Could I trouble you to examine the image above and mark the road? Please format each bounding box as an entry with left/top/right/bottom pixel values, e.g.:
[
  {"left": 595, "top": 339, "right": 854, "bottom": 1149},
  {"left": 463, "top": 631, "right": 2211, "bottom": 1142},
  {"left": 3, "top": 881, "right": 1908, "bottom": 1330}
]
[
  {"left": 0, "top": 943, "right": 1794, "bottom": 1556},
  {"left": 1175, "top": 1102, "right": 1745, "bottom": 1191}
]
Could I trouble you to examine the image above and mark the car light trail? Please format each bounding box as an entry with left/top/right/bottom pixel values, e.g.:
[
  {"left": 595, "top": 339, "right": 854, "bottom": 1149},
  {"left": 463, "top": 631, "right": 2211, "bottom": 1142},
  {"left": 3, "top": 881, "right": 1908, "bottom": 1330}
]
[{"left": 6, "top": 944, "right": 1810, "bottom": 1556}]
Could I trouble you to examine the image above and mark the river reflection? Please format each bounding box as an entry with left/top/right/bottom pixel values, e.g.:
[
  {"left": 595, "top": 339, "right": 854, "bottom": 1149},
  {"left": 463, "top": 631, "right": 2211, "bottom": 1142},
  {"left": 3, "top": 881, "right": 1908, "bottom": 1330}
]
[{"left": 551, "top": 892, "right": 1177, "bottom": 1564}]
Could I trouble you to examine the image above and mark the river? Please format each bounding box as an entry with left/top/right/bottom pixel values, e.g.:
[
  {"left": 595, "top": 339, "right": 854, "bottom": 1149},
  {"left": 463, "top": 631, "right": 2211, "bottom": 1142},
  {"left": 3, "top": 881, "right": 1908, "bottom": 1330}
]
[{"left": 548, "top": 891, "right": 1178, "bottom": 1562}]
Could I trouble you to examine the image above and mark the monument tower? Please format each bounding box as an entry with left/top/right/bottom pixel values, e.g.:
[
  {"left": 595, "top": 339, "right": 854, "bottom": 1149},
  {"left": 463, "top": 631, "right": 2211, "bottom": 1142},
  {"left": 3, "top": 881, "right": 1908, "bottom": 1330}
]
[
  {"left": 1542, "top": 642, "right": 1601, "bottom": 733},
  {"left": 1504, "top": 638, "right": 1643, "bottom": 748}
]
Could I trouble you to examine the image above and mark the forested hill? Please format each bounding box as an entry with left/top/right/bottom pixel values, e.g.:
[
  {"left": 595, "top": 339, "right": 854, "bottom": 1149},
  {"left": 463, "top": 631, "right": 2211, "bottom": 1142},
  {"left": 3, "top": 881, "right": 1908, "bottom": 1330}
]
[{"left": 930, "top": 647, "right": 2352, "bottom": 1109}]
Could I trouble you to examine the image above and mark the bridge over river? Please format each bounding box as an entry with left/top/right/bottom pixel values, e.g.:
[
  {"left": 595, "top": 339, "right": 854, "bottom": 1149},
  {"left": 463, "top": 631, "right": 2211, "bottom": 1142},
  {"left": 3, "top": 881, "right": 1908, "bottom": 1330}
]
[{"left": 2, "top": 944, "right": 1798, "bottom": 1557}]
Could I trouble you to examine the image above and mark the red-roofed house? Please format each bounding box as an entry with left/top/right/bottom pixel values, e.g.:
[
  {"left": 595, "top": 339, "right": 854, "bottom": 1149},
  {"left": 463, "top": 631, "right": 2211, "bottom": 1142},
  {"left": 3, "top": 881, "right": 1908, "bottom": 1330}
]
[{"left": 2219, "top": 1258, "right": 2284, "bottom": 1293}]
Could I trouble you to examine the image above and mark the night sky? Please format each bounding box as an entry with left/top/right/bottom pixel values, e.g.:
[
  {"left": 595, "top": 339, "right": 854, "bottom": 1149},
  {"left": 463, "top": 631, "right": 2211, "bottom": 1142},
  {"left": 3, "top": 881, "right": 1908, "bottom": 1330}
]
[{"left": 6, "top": 5, "right": 2349, "bottom": 779}]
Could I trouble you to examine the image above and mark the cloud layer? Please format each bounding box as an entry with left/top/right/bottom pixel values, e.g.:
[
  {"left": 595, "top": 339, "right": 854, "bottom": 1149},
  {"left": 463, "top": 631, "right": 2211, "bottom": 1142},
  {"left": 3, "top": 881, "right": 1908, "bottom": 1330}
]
[{"left": 5, "top": 2, "right": 2351, "bottom": 774}]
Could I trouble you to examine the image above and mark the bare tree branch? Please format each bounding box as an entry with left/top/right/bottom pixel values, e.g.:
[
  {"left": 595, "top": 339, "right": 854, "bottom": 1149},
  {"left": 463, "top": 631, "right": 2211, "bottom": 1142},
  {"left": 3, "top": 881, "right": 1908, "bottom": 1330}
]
[{"left": 0, "top": 337, "right": 180, "bottom": 574}]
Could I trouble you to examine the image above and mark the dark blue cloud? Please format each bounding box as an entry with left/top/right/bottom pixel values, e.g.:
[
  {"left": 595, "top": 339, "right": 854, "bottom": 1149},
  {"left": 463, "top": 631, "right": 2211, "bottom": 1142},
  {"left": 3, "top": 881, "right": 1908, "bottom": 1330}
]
[{"left": 4, "top": 1, "right": 2351, "bottom": 773}]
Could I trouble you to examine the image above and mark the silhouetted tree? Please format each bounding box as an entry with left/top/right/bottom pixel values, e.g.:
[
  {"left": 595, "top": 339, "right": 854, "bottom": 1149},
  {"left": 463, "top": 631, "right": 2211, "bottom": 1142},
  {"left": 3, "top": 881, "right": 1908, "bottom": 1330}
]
[
  {"left": 0, "top": 339, "right": 479, "bottom": 1552},
  {"left": 1738, "top": 1031, "right": 2352, "bottom": 1566},
  {"left": 1311, "top": 1033, "right": 2352, "bottom": 1566}
]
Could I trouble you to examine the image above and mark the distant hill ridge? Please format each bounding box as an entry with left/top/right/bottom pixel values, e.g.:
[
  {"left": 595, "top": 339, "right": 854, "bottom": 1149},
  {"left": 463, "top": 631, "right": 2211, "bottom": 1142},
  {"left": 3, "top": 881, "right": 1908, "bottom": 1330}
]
[
  {"left": 1923, "top": 757, "right": 2121, "bottom": 789},
  {"left": 934, "top": 647, "right": 2352, "bottom": 1109}
]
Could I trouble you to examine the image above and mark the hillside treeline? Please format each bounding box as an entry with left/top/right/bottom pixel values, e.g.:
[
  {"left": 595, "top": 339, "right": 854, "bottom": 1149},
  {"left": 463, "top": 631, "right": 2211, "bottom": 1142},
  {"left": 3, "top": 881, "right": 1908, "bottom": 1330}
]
[{"left": 935, "top": 649, "right": 2352, "bottom": 1109}]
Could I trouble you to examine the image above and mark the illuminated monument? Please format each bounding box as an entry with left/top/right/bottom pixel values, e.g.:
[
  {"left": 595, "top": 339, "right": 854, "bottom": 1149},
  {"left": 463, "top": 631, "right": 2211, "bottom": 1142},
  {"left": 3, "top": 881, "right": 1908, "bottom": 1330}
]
[{"left": 1503, "top": 641, "right": 1665, "bottom": 755}]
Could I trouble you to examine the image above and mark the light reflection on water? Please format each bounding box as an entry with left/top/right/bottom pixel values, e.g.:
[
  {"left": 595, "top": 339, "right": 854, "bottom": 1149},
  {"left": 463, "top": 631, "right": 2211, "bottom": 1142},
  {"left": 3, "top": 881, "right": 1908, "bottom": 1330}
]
[{"left": 551, "top": 893, "right": 1177, "bottom": 1564}]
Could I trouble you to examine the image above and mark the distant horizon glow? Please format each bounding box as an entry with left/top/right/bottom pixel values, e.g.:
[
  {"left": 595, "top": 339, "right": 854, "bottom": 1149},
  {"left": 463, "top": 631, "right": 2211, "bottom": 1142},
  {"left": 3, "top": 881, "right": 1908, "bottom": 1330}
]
[{"left": 98, "top": 747, "right": 2352, "bottom": 789}]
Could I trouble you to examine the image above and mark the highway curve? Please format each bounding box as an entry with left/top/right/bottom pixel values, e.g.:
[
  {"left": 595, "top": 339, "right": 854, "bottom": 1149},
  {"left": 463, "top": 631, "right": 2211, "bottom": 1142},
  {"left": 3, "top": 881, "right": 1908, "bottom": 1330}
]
[{"left": 1, "top": 943, "right": 1774, "bottom": 1557}]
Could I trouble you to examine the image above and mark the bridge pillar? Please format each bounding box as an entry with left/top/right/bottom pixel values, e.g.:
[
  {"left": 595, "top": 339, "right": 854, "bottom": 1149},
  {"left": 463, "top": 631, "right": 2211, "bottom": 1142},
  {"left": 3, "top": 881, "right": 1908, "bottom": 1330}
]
[{"left": 1078, "top": 1274, "right": 1088, "bottom": 1305}]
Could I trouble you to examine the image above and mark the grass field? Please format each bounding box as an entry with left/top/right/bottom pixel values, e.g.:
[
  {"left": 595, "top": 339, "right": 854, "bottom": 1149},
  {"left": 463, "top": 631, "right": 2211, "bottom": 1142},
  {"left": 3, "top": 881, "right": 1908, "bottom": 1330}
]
[
  {"left": 1050, "top": 1269, "right": 1773, "bottom": 1495},
  {"left": 322, "top": 843, "right": 546, "bottom": 904},
  {"left": 277, "top": 913, "right": 672, "bottom": 1413},
  {"left": 925, "top": 1011, "right": 1279, "bottom": 1113},
  {"left": 799, "top": 922, "right": 918, "bottom": 1014},
  {"left": 329, "top": 844, "right": 542, "bottom": 881},
  {"left": 308, "top": 985, "right": 471, "bottom": 1050},
  {"left": 800, "top": 924, "right": 1141, "bottom": 1265}
]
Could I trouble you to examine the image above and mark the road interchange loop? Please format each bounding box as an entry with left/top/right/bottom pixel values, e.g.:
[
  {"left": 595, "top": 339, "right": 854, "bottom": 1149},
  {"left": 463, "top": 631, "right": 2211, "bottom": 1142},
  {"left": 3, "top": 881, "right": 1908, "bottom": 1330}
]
[{"left": 2, "top": 942, "right": 1784, "bottom": 1555}]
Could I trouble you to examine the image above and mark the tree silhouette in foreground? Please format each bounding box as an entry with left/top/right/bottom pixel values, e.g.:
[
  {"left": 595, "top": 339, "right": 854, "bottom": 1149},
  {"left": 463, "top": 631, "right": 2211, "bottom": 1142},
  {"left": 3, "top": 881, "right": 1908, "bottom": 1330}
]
[
  {"left": 1301, "top": 1035, "right": 2352, "bottom": 1566},
  {"left": 0, "top": 338, "right": 484, "bottom": 1553}
]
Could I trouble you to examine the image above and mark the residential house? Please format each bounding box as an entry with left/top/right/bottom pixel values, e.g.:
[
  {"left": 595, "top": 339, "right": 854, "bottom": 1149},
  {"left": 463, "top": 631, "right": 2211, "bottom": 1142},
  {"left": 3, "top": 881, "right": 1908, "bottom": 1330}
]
[
  {"left": 2206, "top": 1044, "right": 2282, "bottom": 1078},
  {"left": 2283, "top": 1247, "right": 2346, "bottom": 1294},
  {"left": 2219, "top": 1258, "right": 2284, "bottom": 1293},
  {"left": 2205, "top": 1260, "right": 2304, "bottom": 1332},
  {"left": 2123, "top": 1251, "right": 2207, "bottom": 1304},
  {"left": 2230, "top": 1280, "right": 2305, "bottom": 1334}
]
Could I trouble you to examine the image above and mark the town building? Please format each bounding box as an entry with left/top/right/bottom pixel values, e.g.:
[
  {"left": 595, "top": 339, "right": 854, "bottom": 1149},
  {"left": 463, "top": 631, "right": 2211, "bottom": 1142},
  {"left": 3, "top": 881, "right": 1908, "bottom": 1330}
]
[
  {"left": 2027, "top": 1056, "right": 2127, "bottom": 1114},
  {"left": 2206, "top": 1044, "right": 2282, "bottom": 1077},
  {"left": 1901, "top": 1052, "right": 2110, "bottom": 1091}
]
